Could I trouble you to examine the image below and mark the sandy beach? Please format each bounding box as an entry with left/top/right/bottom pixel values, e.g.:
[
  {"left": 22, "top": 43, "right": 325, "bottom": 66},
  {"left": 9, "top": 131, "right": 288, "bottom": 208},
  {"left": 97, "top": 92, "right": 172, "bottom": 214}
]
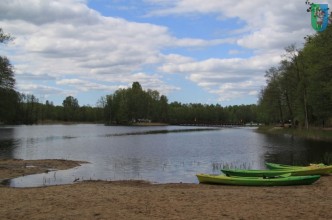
[{"left": 0, "top": 159, "right": 331, "bottom": 219}]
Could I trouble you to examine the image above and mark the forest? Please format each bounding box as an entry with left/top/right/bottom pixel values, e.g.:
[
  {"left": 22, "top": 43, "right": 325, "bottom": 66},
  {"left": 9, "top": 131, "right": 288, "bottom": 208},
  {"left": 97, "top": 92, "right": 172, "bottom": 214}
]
[
  {"left": 100, "top": 82, "right": 258, "bottom": 125},
  {"left": 0, "top": 26, "right": 331, "bottom": 127},
  {"left": 258, "top": 25, "right": 332, "bottom": 128}
]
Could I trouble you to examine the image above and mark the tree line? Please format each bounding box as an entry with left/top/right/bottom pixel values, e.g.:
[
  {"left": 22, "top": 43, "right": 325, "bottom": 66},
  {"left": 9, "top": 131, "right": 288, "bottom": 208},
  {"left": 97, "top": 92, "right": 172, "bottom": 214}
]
[
  {"left": 0, "top": 93, "right": 104, "bottom": 124},
  {"left": 0, "top": 81, "right": 258, "bottom": 125},
  {"left": 99, "top": 82, "right": 258, "bottom": 125},
  {"left": 258, "top": 25, "right": 332, "bottom": 128},
  {"left": 1, "top": 27, "right": 331, "bottom": 127}
]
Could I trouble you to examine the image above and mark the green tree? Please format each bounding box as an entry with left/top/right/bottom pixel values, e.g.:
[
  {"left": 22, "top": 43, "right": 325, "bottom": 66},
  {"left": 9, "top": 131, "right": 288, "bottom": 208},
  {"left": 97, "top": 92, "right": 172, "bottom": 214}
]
[
  {"left": 259, "top": 26, "right": 332, "bottom": 128},
  {"left": 104, "top": 83, "right": 170, "bottom": 124},
  {"left": 0, "top": 57, "right": 15, "bottom": 90},
  {"left": 0, "top": 28, "right": 18, "bottom": 124},
  {"left": 0, "top": 89, "right": 19, "bottom": 123},
  {"left": 259, "top": 67, "right": 284, "bottom": 123},
  {"left": 111, "top": 89, "right": 130, "bottom": 124},
  {"left": 284, "top": 45, "right": 310, "bottom": 129},
  {"left": 159, "top": 95, "right": 168, "bottom": 122},
  {"left": 302, "top": 26, "right": 332, "bottom": 127},
  {"left": 62, "top": 96, "right": 79, "bottom": 121},
  {"left": 16, "top": 94, "right": 40, "bottom": 124},
  {"left": 0, "top": 28, "right": 15, "bottom": 90},
  {"left": 128, "top": 82, "right": 146, "bottom": 121}
]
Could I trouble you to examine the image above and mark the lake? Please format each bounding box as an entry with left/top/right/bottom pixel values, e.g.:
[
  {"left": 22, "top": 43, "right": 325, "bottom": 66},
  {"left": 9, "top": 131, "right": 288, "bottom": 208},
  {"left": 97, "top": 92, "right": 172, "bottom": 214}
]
[{"left": 0, "top": 124, "right": 331, "bottom": 187}]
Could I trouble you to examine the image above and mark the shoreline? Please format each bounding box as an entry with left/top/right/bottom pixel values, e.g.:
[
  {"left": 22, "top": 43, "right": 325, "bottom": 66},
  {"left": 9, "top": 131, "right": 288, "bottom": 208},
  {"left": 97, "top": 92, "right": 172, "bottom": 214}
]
[
  {"left": 1, "top": 159, "right": 332, "bottom": 219},
  {"left": 256, "top": 126, "right": 332, "bottom": 143}
]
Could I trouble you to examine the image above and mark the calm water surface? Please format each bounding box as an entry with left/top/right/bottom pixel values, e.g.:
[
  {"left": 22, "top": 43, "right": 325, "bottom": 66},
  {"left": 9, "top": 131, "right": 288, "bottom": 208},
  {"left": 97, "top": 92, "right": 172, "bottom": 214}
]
[{"left": 0, "top": 124, "right": 331, "bottom": 187}]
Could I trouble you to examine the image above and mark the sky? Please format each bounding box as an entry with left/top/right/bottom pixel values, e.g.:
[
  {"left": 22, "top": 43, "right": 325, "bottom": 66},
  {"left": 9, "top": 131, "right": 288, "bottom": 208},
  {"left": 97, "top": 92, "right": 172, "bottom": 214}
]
[{"left": 0, "top": 0, "right": 323, "bottom": 106}]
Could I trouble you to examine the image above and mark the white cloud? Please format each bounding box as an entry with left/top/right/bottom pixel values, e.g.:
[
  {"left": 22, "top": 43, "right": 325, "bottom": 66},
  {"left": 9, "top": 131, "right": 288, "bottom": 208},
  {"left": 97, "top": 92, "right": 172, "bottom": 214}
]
[
  {"left": 145, "top": 0, "right": 316, "bottom": 103},
  {"left": 174, "top": 38, "right": 236, "bottom": 47},
  {"left": 146, "top": 0, "right": 315, "bottom": 49},
  {"left": 56, "top": 78, "right": 114, "bottom": 92},
  {"left": 0, "top": 0, "right": 98, "bottom": 25},
  {"left": 160, "top": 54, "right": 279, "bottom": 75},
  {"left": 17, "top": 83, "right": 67, "bottom": 96},
  {"left": 0, "top": 0, "right": 317, "bottom": 105},
  {"left": 159, "top": 52, "right": 281, "bottom": 101},
  {"left": 0, "top": 0, "right": 231, "bottom": 102}
]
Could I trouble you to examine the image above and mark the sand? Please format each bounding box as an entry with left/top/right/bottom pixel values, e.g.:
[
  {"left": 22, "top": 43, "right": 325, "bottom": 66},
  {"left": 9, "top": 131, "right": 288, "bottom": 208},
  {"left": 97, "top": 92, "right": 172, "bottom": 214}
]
[
  {"left": 0, "top": 159, "right": 331, "bottom": 220},
  {"left": 0, "top": 159, "right": 85, "bottom": 180}
]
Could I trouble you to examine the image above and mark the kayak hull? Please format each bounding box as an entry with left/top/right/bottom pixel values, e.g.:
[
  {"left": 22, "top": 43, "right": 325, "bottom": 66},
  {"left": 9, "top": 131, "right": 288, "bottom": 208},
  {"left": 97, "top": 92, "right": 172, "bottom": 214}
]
[
  {"left": 266, "top": 162, "right": 327, "bottom": 170},
  {"left": 196, "top": 174, "right": 320, "bottom": 186},
  {"left": 221, "top": 165, "right": 332, "bottom": 177},
  {"left": 265, "top": 162, "right": 305, "bottom": 170}
]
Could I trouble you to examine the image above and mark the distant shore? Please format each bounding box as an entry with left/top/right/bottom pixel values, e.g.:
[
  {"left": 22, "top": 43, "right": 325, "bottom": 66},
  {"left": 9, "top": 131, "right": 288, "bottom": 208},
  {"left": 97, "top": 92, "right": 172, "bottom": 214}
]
[{"left": 5, "top": 120, "right": 169, "bottom": 126}]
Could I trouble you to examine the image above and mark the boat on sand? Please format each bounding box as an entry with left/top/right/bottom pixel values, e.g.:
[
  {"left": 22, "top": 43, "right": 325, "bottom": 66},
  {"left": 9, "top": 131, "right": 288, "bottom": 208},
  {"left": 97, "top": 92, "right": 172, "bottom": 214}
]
[
  {"left": 221, "top": 164, "right": 332, "bottom": 177},
  {"left": 196, "top": 173, "right": 320, "bottom": 186}
]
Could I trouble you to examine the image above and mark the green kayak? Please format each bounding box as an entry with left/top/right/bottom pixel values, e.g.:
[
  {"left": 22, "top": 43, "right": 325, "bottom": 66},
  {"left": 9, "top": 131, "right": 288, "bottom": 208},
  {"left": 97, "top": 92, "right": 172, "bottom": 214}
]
[
  {"left": 265, "top": 162, "right": 327, "bottom": 170},
  {"left": 196, "top": 174, "right": 320, "bottom": 186},
  {"left": 221, "top": 164, "right": 332, "bottom": 177}
]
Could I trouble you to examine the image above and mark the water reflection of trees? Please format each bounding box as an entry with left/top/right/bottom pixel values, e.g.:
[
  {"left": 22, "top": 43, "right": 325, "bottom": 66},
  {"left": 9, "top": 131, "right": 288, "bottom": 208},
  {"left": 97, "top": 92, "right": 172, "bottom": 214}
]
[
  {"left": 0, "top": 128, "right": 18, "bottom": 159},
  {"left": 263, "top": 134, "right": 332, "bottom": 165}
]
